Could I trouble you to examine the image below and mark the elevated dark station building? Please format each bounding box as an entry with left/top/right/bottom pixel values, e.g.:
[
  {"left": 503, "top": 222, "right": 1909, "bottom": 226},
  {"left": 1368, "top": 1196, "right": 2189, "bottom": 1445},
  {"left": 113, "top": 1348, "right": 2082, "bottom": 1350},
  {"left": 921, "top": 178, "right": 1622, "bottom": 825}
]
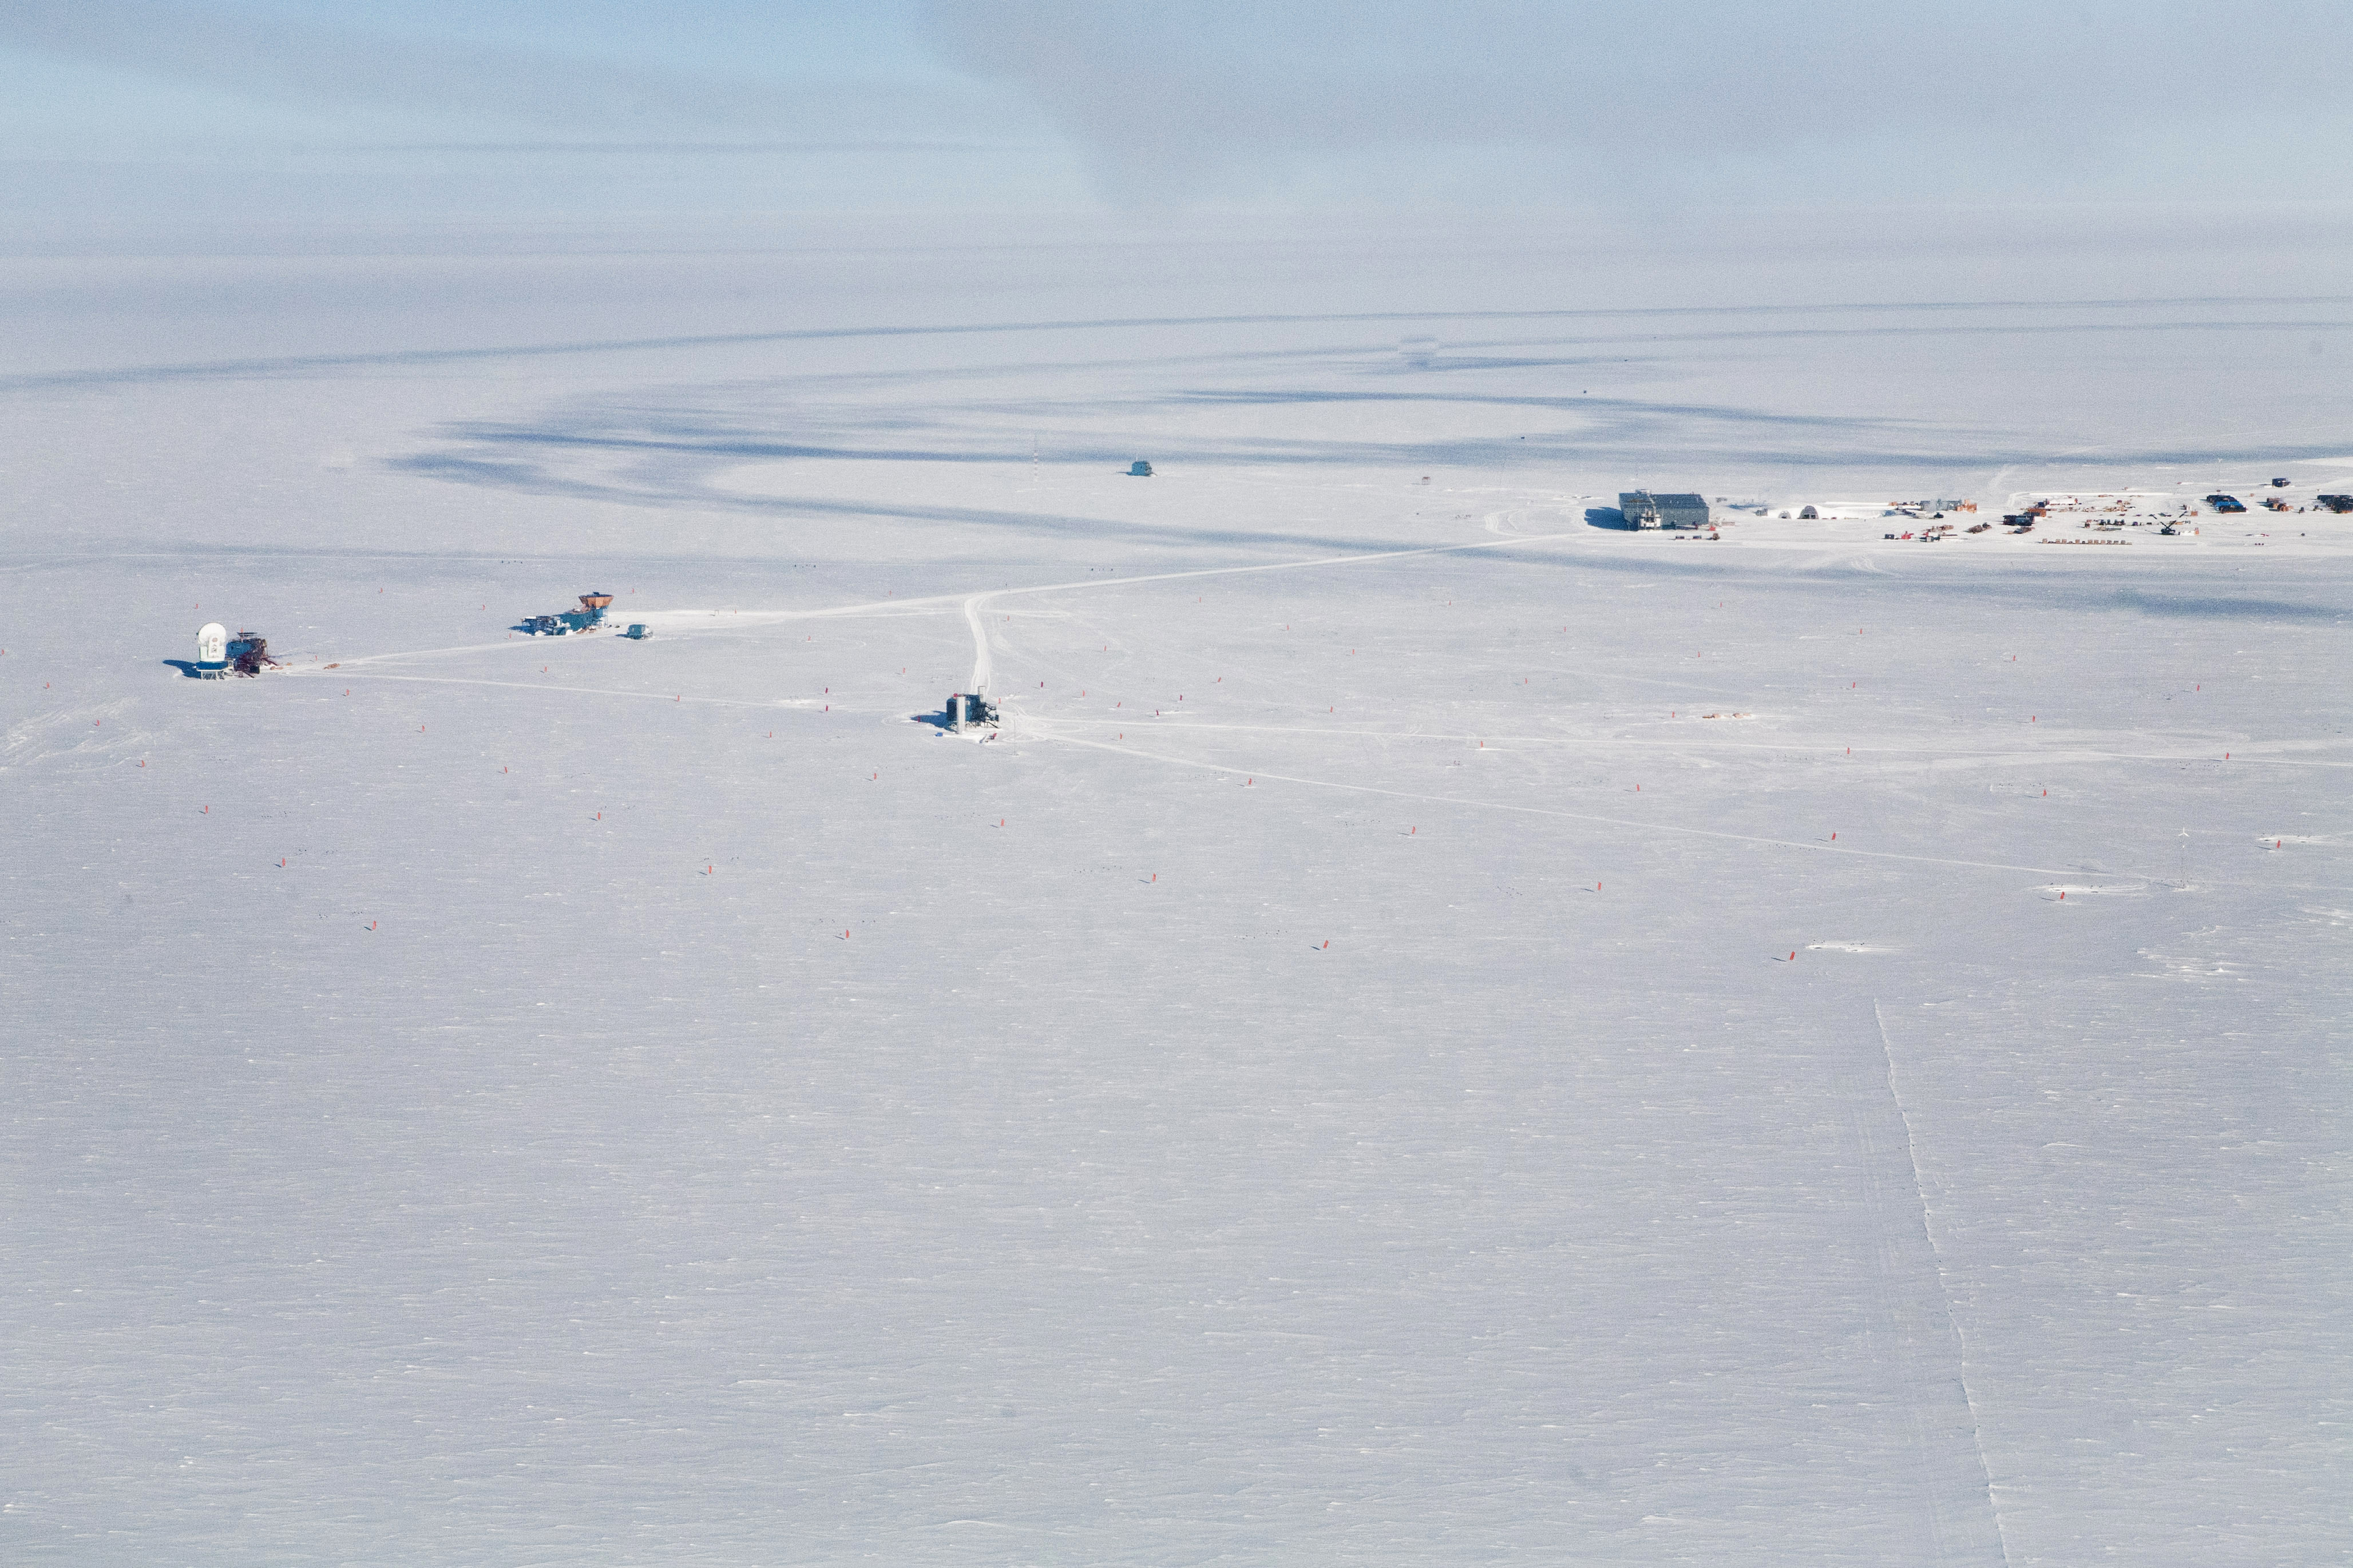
[{"left": 1619, "top": 491, "right": 1711, "bottom": 530}]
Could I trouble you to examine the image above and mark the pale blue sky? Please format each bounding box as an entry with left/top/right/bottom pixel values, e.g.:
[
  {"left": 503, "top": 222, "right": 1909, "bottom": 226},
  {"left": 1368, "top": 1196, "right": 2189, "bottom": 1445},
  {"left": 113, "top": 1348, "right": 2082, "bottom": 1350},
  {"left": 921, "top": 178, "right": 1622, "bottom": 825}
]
[{"left": 4, "top": 1, "right": 2348, "bottom": 227}]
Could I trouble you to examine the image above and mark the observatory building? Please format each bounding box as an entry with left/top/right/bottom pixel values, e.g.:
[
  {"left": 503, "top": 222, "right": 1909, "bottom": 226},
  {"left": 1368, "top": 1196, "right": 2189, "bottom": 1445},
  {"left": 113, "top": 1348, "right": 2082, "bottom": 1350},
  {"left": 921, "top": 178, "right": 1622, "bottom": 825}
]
[
  {"left": 1619, "top": 491, "right": 1711, "bottom": 530},
  {"left": 946, "top": 693, "right": 998, "bottom": 732},
  {"left": 194, "top": 622, "right": 228, "bottom": 678},
  {"left": 227, "top": 632, "right": 276, "bottom": 674},
  {"left": 522, "top": 593, "right": 617, "bottom": 636},
  {"left": 192, "top": 623, "right": 279, "bottom": 676}
]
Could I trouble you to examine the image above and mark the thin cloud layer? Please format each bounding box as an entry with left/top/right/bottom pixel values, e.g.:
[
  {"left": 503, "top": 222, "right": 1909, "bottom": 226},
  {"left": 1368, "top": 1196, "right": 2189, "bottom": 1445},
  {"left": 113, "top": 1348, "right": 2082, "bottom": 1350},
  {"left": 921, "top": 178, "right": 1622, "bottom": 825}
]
[
  {"left": 3, "top": 1, "right": 2345, "bottom": 217},
  {"left": 920, "top": 0, "right": 2353, "bottom": 203},
  {"left": 1, "top": 0, "right": 1016, "bottom": 143}
]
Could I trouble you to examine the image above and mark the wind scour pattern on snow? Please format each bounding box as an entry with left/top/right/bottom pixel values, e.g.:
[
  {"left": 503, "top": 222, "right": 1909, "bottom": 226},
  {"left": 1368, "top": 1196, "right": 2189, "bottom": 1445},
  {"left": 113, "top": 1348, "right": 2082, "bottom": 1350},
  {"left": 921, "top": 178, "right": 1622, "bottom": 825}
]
[{"left": 4, "top": 233, "right": 2348, "bottom": 1566}]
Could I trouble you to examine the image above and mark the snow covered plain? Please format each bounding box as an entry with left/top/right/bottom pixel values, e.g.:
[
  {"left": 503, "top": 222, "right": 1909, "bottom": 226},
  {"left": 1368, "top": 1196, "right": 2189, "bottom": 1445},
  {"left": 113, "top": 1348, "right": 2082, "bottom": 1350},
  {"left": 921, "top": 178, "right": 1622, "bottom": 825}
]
[{"left": 4, "top": 219, "right": 2348, "bottom": 1565}]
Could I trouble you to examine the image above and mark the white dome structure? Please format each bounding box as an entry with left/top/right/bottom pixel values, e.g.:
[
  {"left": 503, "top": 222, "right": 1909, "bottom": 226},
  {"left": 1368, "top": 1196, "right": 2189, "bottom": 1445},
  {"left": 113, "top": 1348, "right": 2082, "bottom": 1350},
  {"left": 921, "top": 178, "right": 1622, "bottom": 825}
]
[{"left": 195, "top": 622, "right": 228, "bottom": 677}]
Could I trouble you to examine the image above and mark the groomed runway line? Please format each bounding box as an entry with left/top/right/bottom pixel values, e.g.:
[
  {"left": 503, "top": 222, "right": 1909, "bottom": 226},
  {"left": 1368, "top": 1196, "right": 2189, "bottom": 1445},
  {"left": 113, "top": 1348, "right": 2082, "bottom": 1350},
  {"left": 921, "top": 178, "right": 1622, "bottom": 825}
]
[
  {"left": 1873, "top": 999, "right": 2015, "bottom": 1568},
  {"left": 1030, "top": 725, "right": 2095, "bottom": 879}
]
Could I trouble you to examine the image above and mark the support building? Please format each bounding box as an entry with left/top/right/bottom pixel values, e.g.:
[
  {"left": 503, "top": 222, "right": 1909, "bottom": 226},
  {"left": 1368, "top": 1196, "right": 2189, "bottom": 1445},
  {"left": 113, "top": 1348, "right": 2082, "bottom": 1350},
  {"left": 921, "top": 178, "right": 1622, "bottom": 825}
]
[{"left": 1619, "top": 491, "right": 1710, "bottom": 530}]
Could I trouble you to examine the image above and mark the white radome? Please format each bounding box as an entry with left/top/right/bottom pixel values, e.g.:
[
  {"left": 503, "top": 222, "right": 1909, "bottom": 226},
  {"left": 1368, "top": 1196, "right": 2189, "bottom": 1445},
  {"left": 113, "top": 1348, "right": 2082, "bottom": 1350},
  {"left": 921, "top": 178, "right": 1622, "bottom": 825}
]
[{"left": 196, "top": 622, "right": 227, "bottom": 665}]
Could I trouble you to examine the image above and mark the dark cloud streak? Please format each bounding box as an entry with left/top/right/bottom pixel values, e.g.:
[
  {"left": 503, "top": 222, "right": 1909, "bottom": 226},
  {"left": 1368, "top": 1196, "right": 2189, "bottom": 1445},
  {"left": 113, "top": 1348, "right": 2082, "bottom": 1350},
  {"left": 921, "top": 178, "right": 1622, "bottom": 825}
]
[
  {"left": 918, "top": 0, "right": 2353, "bottom": 203},
  {"left": 0, "top": 0, "right": 1013, "bottom": 140}
]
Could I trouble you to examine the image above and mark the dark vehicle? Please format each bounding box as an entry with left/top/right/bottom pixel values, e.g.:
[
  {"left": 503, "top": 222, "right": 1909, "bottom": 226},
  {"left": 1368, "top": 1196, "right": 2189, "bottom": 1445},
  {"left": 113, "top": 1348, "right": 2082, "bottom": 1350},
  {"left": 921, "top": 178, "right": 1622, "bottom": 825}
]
[
  {"left": 2317, "top": 495, "right": 2353, "bottom": 513},
  {"left": 2205, "top": 494, "right": 2247, "bottom": 513},
  {"left": 2271, "top": 477, "right": 2291, "bottom": 487}
]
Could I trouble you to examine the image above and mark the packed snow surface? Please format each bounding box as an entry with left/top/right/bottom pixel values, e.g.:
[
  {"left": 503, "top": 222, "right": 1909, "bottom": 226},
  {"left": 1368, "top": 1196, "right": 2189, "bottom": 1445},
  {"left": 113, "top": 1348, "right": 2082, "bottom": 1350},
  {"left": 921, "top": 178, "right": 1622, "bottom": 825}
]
[{"left": 4, "top": 223, "right": 2348, "bottom": 1565}]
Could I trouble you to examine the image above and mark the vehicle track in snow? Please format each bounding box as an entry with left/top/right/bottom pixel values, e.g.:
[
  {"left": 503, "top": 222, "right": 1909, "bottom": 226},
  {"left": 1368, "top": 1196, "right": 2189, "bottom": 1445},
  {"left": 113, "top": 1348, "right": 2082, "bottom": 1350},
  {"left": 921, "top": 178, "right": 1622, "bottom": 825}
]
[
  {"left": 302, "top": 531, "right": 1587, "bottom": 682},
  {"left": 286, "top": 532, "right": 2348, "bottom": 895},
  {"left": 953, "top": 531, "right": 1586, "bottom": 708},
  {"left": 1021, "top": 725, "right": 2098, "bottom": 879}
]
